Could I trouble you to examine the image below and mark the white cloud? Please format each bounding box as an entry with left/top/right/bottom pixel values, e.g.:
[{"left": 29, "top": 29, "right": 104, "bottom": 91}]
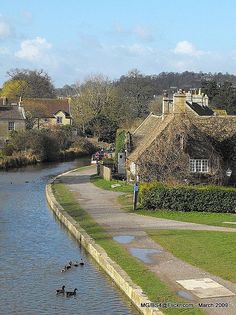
[
  {"left": 174, "top": 40, "right": 205, "bottom": 57},
  {"left": 0, "top": 17, "right": 11, "bottom": 38},
  {"left": 15, "top": 37, "right": 52, "bottom": 61}
]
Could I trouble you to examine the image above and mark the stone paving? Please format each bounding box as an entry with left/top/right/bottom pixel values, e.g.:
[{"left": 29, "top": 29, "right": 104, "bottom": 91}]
[{"left": 60, "top": 166, "right": 236, "bottom": 315}]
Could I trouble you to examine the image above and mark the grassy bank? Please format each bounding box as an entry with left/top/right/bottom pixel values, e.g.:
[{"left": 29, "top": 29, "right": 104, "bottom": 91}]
[
  {"left": 52, "top": 182, "right": 204, "bottom": 315},
  {"left": 147, "top": 229, "right": 236, "bottom": 282},
  {"left": 0, "top": 152, "right": 38, "bottom": 170},
  {"left": 90, "top": 174, "right": 133, "bottom": 192},
  {"left": 91, "top": 176, "right": 236, "bottom": 228}
]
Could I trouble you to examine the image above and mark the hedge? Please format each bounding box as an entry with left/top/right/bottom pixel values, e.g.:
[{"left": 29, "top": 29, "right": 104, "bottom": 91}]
[{"left": 139, "top": 182, "right": 236, "bottom": 213}]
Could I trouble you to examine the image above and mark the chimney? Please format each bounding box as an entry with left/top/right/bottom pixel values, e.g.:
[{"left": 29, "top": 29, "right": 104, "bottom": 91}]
[
  {"left": 2, "top": 97, "right": 8, "bottom": 106},
  {"left": 173, "top": 90, "right": 186, "bottom": 114},
  {"left": 162, "top": 94, "right": 173, "bottom": 115},
  {"left": 18, "top": 96, "right": 22, "bottom": 107},
  {"left": 203, "top": 94, "right": 209, "bottom": 106}
]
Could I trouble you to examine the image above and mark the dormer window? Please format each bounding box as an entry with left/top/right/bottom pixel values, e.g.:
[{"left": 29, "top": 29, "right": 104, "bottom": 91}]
[
  {"left": 56, "top": 117, "right": 62, "bottom": 124},
  {"left": 190, "top": 159, "right": 209, "bottom": 173}
]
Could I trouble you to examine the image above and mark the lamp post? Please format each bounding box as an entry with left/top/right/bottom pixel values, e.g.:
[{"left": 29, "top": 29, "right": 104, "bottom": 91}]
[{"left": 226, "top": 168, "right": 232, "bottom": 186}]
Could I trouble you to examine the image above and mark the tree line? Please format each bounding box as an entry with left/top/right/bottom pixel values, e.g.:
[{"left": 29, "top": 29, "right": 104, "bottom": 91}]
[{"left": 1, "top": 68, "right": 236, "bottom": 143}]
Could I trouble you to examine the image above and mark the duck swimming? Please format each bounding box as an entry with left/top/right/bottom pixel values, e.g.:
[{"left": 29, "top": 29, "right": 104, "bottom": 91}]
[
  {"left": 56, "top": 285, "right": 65, "bottom": 295},
  {"left": 66, "top": 288, "right": 77, "bottom": 297}
]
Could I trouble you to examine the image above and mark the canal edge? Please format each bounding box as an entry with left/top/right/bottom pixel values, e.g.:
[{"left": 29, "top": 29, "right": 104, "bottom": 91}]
[{"left": 45, "top": 171, "right": 163, "bottom": 315}]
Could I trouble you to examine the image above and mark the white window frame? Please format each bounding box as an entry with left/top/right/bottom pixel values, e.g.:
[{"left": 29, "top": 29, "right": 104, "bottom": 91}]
[
  {"left": 56, "top": 116, "right": 63, "bottom": 124},
  {"left": 189, "top": 159, "right": 209, "bottom": 173},
  {"left": 8, "top": 121, "right": 15, "bottom": 131}
]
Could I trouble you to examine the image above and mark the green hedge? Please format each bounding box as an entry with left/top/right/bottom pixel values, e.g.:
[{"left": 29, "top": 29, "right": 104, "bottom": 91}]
[{"left": 140, "top": 182, "right": 236, "bottom": 213}]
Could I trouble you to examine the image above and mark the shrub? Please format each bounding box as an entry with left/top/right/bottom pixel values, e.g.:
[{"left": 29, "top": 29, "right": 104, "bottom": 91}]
[
  {"left": 72, "top": 137, "right": 96, "bottom": 154},
  {"left": 2, "top": 144, "right": 15, "bottom": 156},
  {"left": 140, "top": 182, "right": 236, "bottom": 213}
]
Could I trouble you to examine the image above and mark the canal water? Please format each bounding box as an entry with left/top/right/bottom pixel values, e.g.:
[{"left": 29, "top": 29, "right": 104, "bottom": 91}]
[{"left": 0, "top": 159, "right": 137, "bottom": 315}]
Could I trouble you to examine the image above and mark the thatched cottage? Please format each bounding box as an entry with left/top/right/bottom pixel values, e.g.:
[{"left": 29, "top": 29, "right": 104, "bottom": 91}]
[{"left": 126, "top": 90, "right": 236, "bottom": 185}]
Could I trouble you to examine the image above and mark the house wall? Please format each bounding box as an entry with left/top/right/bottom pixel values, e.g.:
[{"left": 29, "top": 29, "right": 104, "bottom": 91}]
[
  {"left": 0, "top": 120, "right": 25, "bottom": 146},
  {"left": 54, "top": 111, "right": 71, "bottom": 126},
  {"left": 34, "top": 112, "right": 71, "bottom": 129}
]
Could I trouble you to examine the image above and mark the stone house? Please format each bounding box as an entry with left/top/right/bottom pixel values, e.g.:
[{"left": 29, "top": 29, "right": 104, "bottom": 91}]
[
  {"left": 22, "top": 98, "right": 72, "bottom": 129},
  {"left": 0, "top": 97, "right": 26, "bottom": 147},
  {"left": 127, "top": 90, "right": 236, "bottom": 185}
]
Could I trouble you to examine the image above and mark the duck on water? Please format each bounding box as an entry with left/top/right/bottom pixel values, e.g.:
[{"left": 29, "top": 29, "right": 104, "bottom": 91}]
[{"left": 66, "top": 288, "right": 78, "bottom": 297}]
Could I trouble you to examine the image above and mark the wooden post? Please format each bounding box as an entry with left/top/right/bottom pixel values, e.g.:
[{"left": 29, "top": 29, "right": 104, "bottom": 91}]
[{"left": 133, "top": 183, "right": 139, "bottom": 211}]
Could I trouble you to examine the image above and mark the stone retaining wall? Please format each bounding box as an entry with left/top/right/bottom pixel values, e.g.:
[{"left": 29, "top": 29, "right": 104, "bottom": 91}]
[
  {"left": 45, "top": 172, "right": 163, "bottom": 315},
  {"left": 100, "top": 164, "right": 112, "bottom": 181}
]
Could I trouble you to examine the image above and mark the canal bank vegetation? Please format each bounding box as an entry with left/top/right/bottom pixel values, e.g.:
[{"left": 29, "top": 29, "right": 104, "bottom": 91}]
[
  {"left": 0, "top": 126, "right": 97, "bottom": 169},
  {"left": 90, "top": 175, "right": 236, "bottom": 228},
  {"left": 147, "top": 229, "right": 236, "bottom": 282},
  {"left": 52, "top": 181, "right": 204, "bottom": 315}
]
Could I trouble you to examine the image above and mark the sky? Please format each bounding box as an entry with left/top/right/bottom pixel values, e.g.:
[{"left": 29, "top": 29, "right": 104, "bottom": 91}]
[{"left": 1, "top": 0, "right": 236, "bottom": 87}]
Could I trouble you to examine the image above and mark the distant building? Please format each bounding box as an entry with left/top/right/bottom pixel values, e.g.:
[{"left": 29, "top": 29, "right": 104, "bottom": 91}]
[
  {"left": 22, "top": 98, "right": 72, "bottom": 129},
  {"left": 0, "top": 97, "right": 26, "bottom": 147},
  {"left": 127, "top": 89, "right": 236, "bottom": 185}
]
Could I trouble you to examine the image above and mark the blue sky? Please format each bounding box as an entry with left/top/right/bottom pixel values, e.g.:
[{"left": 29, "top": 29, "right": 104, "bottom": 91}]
[{"left": 1, "top": 0, "right": 236, "bottom": 87}]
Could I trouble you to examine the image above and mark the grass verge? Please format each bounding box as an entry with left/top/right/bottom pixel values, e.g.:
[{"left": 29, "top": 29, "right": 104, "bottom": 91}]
[
  {"left": 91, "top": 175, "right": 236, "bottom": 228},
  {"left": 147, "top": 229, "right": 236, "bottom": 282},
  {"left": 90, "top": 174, "right": 133, "bottom": 193},
  {"left": 136, "top": 210, "right": 236, "bottom": 228},
  {"left": 52, "top": 182, "right": 204, "bottom": 315}
]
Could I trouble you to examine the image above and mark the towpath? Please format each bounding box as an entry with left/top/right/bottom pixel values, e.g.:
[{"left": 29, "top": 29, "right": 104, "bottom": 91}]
[{"left": 59, "top": 166, "right": 236, "bottom": 315}]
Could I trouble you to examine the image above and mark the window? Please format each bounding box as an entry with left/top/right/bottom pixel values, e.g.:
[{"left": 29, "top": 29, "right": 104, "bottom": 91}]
[
  {"left": 56, "top": 117, "right": 63, "bottom": 124},
  {"left": 8, "top": 121, "right": 15, "bottom": 131},
  {"left": 190, "top": 159, "right": 209, "bottom": 173}
]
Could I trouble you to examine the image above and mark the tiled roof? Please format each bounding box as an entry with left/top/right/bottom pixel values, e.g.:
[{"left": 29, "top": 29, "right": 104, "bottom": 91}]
[
  {"left": 0, "top": 98, "right": 19, "bottom": 106},
  {"left": 22, "top": 98, "right": 71, "bottom": 118},
  {"left": 186, "top": 101, "right": 214, "bottom": 116},
  {"left": 0, "top": 106, "right": 25, "bottom": 120}
]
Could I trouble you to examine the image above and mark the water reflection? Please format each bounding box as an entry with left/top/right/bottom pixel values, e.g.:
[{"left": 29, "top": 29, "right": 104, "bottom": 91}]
[{"left": 0, "top": 159, "right": 137, "bottom": 315}]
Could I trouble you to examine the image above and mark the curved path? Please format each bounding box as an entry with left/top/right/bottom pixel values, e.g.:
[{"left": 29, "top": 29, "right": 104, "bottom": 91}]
[{"left": 59, "top": 166, "right": 236, "bottom": 315}]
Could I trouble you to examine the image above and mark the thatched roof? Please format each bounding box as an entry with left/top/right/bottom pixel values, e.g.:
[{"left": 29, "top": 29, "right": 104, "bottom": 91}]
[
  {"left": 128, "top": 114, "right": 174, "bottom": 162},
  {"left": 128, "top": 112, "right": 236, "bottom": 163}
]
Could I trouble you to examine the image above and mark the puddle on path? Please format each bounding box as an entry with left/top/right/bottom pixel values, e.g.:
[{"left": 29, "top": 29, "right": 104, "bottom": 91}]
[
  {"left": 113, "top": 235, "right": 135, "bottom": 244},
  {"left": 129, "top": 248, "right": 162, "bottom": 264},
  {"left": 177, "top": 290, "right": 195, "bottom": 301}
]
